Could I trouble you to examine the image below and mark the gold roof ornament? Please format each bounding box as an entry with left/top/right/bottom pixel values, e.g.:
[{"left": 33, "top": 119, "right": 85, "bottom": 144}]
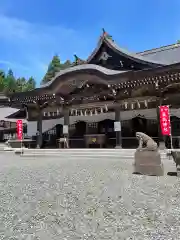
[{"left": 102, "top": 28, "right": 114, "bottom": 41}]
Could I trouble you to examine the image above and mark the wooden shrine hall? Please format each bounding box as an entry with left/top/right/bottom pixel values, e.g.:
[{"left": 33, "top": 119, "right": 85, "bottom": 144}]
[{"left": 4, "top": 29, "right": 180, "bottom": 149}]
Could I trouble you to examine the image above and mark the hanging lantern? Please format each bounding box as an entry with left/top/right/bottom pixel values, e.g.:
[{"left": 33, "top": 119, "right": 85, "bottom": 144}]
[
  {"left": 124, "top": 102, "right": 128, "bottom": 109},
  {"left": 137, "top": 101, "right": 140, "bottom": 108},
  {"left": 70, "top": 109, "right": 74, "bottom": 116},
  {"left": 144, "top": 100, "right": 148, "bottom": 108}
]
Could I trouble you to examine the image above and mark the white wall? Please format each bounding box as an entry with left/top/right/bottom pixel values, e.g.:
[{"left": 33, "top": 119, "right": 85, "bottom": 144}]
[{"left": 27, "top": 108, "right": 180, "bottom": 137}]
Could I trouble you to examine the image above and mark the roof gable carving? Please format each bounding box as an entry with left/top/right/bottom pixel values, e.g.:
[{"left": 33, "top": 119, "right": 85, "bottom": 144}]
[{"left": 86, "top": 29, "right": 167, "bottom": 69}]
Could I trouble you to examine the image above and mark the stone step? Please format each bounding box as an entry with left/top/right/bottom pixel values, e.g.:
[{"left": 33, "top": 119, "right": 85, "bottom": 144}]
[
  {"left": 20, "top": 155, "right": 168, "bottom": 160},
  {"left": 19, "top": 148, "right": 167, "bottom": 153},
  {"left": 19, "top": 148, "right": 169, "bottom": 159},
  {"left": 19, "top": 151, "right": 167, "bottom": 156}
]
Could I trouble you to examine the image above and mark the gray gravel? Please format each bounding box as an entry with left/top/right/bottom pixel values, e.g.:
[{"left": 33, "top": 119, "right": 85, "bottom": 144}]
[{"left": 0, "top": 153, "right": 180, "bottom": 239}]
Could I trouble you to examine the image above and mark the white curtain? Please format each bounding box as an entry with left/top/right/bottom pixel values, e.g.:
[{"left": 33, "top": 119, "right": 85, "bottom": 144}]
[{"left": 27, "top": 108, "right": 180, "bottom": 137}]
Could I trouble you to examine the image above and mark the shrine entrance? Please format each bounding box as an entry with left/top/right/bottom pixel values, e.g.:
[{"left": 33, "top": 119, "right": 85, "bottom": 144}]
[{"left": 131, "top": 116, "right": 147, "bottom": 134}]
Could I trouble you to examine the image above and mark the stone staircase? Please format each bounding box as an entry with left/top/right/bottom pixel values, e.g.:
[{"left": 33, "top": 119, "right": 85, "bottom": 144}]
[{"left": 19, "top": 148, "right": 169, "bottom": 160}]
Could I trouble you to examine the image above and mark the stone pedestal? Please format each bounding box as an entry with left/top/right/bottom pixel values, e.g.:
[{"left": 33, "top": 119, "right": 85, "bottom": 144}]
[{"left": 133, "top": 150, "right": 164, "bottom": 176}]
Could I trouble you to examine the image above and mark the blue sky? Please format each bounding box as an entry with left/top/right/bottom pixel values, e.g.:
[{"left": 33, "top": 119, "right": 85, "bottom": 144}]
[{"left": 0, "top": 0, "right": 180, "bottom": 85}]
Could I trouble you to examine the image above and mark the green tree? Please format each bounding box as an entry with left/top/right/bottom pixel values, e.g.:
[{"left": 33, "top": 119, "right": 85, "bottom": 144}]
[
  {"left": 42, "top": 55, "right": 61, "bottom": 84},
  {"left": 0, "top": 68, "right": 36, "bottom": 93},
  {"left": 4, "top": 69, "right": 16, "bottom": 93},
  {"left": 16, "top": 77, "right": 26, "bottom": 92},
  {"left": 0, "top": 70, "right": 5, "bottom": 91},
  {"left": 25, "top": 77, "right": 36, "bottom": 91},
  {"left": 41, "top": 55, "right": 72, "bottom": 85},
  {"left": 61, "top": 60, "right": 72, "bottom": 69}
]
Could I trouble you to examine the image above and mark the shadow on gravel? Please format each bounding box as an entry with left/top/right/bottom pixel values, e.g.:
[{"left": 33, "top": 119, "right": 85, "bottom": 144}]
[
  {"left": 132, "top": 172, "right": 157, "bottom": 176},
  {"left": 167, "top": 172, "right": 178, "bottom": 176}
]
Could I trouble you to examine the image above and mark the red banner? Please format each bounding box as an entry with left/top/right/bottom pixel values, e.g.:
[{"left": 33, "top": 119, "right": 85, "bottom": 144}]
[
  {"left": 16, "top": 120, "right": 23, "bottom": 140},
  {"left": 159, "top": 105, "right": 171, "bottom": 136}
]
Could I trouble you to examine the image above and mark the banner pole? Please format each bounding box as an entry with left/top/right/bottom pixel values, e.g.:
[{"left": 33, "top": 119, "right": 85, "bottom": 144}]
[
  {"left": 21, "top": 127, "right": 23, "bottom": 155},
  {"left": 169, "top": 106, "right": 173, "bottom": 150}
]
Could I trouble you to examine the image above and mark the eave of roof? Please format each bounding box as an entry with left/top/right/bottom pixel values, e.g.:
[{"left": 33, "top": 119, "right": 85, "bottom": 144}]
[
  {"left": 41, "top": 64, "right": 130, "bottom": 88},
  {"left": 86, "top": 35, "right": 168, "bottom": 66}
]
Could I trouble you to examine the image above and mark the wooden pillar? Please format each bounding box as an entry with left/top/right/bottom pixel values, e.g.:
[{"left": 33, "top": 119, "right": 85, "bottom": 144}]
[
  {"left": 63, "top": 108, "right": 69, "bottom": 148},
  {"left": 36, "top": 109, "right": 43, "bottom": 148},
  {"left": 115, "top": 108, "right": 122, "bottom": 148}
]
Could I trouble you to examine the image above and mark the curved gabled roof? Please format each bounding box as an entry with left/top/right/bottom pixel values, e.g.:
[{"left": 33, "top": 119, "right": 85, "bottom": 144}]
[
  {"left": 41, "top": 64, "right": 129, "bottom": 88},
  {"left": 87, "top": 33, "right": 168, "bottom": 66}
]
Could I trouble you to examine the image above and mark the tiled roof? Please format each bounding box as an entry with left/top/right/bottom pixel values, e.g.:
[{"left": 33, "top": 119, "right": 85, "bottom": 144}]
[
  {"left": 0, "top": 107, "right": 26, "bottom": 122},
  {"left": 137, "top": 43, "right": 180, "bottom": 64}
]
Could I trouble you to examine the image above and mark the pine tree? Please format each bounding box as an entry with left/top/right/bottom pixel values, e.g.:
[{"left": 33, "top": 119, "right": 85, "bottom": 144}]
[
  {"left": 41, "top": 55, "right": 72, "bottom": 84},
  {"left": 42, "top": 55, "right": 61, "bottom": 84},
  {"left": 26, "top": 77, "right": 36, "bottom": 91},
  {"left": 0, "top": 70, "right": 5, "bottom": 92},
  {"left": 4, "top": 69, "right": 16, "bottom": 93},
  {"left": 61, "top": 60, "right": 72, "bottom": 69},
  {"left": 16, "top": 77, "right": 26, "bottom": 92},
  {"left": 0, "top": 68, "right": 36, "bottom": 93}
]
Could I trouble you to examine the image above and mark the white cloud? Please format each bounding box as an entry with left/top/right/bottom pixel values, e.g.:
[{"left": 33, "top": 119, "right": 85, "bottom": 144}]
[
  {"left": 0, "top": 60, "right": 30, "bottom": 71},
  {"left": 0, "top": 13, "right": 89, "bottom": 81}
]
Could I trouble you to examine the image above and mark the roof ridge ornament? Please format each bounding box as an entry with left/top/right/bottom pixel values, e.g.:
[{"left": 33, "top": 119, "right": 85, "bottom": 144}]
[
  {"left": 73, "top": 54, "right": 86, "bottom": 65},
  {"left": 102, "top": 28, "right": 114, "bottom": 42}
]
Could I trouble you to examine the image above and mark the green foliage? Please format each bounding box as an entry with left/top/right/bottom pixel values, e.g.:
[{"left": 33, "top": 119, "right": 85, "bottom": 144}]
[
  {"left": 0, "top": 70, "right": 5, "bottom": 92},
  {"left": 0, "top": 69, "right": 36, "bottom": 94},
  {"left": 4, "top": 69, "right": 16, "bottom": 93},
  {"left": 41, "top": 55, "right": 72, "bottom": 84},
  {"left": 16, "top": 77, "right": 27, "bottom": 92},
  {"left": 25, "top": 77, "right": 36, "bottom": 91}
]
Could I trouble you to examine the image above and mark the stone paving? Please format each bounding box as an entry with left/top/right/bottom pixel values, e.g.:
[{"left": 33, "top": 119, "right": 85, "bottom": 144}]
[{"left": 0, "top": 152, "right": 180, "bottom": 239}]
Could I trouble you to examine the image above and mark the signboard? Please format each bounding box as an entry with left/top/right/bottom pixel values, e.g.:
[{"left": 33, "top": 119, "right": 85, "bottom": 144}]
[
  {"left": 16, "top": 120, "right": 23, "bottom": 140},
  {"left": 114, "top": 121, "right": 121, "bottom": 132},
  {"left": 159, "top": 105, "right": 171, "bottom": 136},
  {"left": 63, "top": 125, "right": 69, "bottom": 134}
]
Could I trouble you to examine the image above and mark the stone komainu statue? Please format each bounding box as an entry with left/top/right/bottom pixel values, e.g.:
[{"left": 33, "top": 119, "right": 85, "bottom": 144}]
[
  {"left": 136, "top": 132, "right": 158, "bottom": 151},
  {"left": 133, "top": 132, "right": 164, "bottom": 176}
]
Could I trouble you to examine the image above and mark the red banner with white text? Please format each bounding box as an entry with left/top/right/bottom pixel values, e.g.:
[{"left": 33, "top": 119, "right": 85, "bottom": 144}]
[
  {"left": 16, "top": 120, "right": 23, "bottom": 140},
  {"left": 159, "top": 105, "right": 171, "bottom": 136}
]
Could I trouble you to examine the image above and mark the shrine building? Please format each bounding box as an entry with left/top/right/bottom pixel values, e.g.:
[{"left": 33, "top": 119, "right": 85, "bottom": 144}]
[{"left": 3, "top": 29, "right": 180, "bottom": 148}]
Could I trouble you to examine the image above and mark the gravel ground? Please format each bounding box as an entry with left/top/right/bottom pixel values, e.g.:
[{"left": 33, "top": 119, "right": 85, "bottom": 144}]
[{"left": 0, "top": 153, "right": 180, "bottom": 239}]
